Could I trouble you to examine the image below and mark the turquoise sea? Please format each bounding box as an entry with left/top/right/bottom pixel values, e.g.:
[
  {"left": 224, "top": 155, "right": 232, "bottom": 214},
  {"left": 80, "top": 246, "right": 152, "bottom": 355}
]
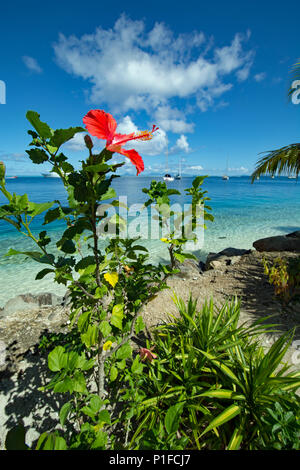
[{"left": 0, "top": 175, "right": 300, "bottom": 307}]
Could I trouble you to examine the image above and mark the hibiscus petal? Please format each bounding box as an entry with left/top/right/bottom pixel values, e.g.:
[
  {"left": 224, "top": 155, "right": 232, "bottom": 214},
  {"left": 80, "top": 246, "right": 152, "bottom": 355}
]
[
  {"left": 107, "top": 145, "right": 145, "bottom": 175},
  {"left": 83, "top": 109, "right": 117, "bottom": 141},
  {"left": 120, "top": 149, "right": 145, "bottom": 175},
  {"left": 111, "top": 132, "right": 136, "bottom": 146},
  {"left": 139, "top": 347, "right": 157, "bottom": 362}
]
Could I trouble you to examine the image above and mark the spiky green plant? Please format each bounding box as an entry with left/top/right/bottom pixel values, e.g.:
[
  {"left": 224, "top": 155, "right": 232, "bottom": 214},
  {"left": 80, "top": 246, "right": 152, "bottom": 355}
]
[{"left": 126, "top": 295, "right": 300, "bottom": 450}]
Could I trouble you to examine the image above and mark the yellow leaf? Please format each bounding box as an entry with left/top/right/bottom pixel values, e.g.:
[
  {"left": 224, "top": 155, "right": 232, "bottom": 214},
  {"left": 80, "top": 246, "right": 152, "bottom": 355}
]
[
  {"left": 104, "top": 272, "right": 118, "bottom": 288},
  {"left": 103, "top": 341, "right": 113, "bottom": 351}
]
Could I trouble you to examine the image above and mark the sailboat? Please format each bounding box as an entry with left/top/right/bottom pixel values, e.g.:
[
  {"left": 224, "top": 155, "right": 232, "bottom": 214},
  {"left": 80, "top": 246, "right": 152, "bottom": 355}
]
[
  {"left": 175, "top": 157, "right": 182, "bottom": 180},
  {"left": 163, "top": 144, "right": 174, "bottom": 181},
  {"left": 222, "top": 157, "right": 229, "bottom": 180},
  {"left": 41, "top": 172, "right": 60, "bottom": 178}
]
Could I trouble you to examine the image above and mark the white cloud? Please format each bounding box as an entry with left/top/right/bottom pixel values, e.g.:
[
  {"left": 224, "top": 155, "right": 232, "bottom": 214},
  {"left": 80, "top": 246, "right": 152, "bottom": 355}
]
[
  {"left": 154, "top": 105, "right": 194, "bottom": 134},
  {"left": 0, "top": 152, "right": 27, "bottom": 161},
  {"left": 22, "top": 56, "right": 43, "bottom": 74},
  {"left": 170, "top": 134, "right": 191, "bottom": 154},
  {"left": 254, "top": 72, "right": 267, "bottom": 82},
  {"left": 228, "top": 166, "right": 249, "bottom": 173},
  {"left": 187, "top": 165, "right": 204, "bottom": 171},
  {"left": 53, "top": 15, "right": 255, "bottom": 120},
  {"left": 64, "top": 132, "right": 86, "bottom": 151}
]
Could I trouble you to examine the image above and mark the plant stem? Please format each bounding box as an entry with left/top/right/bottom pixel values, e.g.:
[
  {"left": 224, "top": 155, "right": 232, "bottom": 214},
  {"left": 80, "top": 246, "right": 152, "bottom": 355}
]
[
  {"left": 97, "top": 334, "right": 106, "bottom": 399},
  {"left": 90, "top": 208, "right": 101, "bottom": 288}
]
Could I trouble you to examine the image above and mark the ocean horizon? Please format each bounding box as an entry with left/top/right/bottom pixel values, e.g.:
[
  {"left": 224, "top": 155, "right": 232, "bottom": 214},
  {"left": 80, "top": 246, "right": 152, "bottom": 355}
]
[{"left": 0, "top": 175, "right": 299, "bottom": 308}]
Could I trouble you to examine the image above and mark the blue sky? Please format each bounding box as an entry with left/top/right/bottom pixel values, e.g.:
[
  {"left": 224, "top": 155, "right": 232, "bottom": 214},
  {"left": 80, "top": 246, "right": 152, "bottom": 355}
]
[{"left": 0, "top": 0, "right": 299, "bottom": 176}]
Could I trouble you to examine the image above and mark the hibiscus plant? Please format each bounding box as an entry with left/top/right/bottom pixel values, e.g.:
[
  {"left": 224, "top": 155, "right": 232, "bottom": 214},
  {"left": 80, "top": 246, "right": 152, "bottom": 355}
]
[{"left": 0, "top": 109, "right": 212, "bottom": 450}]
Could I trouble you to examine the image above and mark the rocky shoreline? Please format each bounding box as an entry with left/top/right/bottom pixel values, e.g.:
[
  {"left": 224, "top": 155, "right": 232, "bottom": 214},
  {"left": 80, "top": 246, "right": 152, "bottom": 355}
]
[{"left": 0, "top": 232, "right": 300, "bottom": 448}]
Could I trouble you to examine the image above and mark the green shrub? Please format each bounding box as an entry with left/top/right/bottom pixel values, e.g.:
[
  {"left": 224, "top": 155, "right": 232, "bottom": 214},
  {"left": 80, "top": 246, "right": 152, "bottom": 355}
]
[
  {"left": 126, "top": 295, "right": 300, "bottom": 450},
  {"left": 263, "top": 256, "right": 300, "bottom": 305}
]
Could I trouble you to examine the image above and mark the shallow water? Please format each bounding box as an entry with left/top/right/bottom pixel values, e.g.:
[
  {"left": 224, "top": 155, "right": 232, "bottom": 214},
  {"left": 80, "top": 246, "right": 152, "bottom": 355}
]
[{"left": 0, "top": 175, "right": 299, "bottom": 307}]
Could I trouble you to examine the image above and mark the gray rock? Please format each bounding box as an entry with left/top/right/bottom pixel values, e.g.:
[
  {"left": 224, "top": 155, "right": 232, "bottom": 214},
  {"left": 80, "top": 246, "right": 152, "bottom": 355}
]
[
  {"left": 286, "top": 231, "right": 300, "bottom": 239},
  {"left": 1, "top": 292, "right": 63, "bottom": 318},
  {"left": 205, "top": 247, "right": 251, "bottom": 270},
  {"left": 217, "top": 247, "right": 251, "bottom": 257},
  {"left": 175, "top": 259, "right": 203, "bottom": 279},
  {"left": 253, "top": 235, "right": 300, "bottom": 252},
  {"left": 0, "top": 293, "right": 70, "bottom": 374}
]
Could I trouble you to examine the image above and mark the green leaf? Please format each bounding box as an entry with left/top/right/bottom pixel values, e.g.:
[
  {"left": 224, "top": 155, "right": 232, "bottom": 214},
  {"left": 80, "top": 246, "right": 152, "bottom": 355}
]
[
  {"left": 200, "top": 404, "right": 241, "bottom": 437},
  {"left": 116, "top": 342, "right": 132, "bottom": 360},
  {"left": 166, "top": 189, "right": 181, "bottom": 196},
  {"left": 43, "top": 206, "right": 72, "bottom": 225},
  {"left": 26, "top": 148, "right": 49, "bottom": 164},
  {"left": 164, "top": 403, "right": 184, "bottom": 434},
  {"left": 77, "top": 311, "right": 91, "bottom": 332},
  {"left": 110, "top": 365, "right": 118, "bottom": 382},
  {"left": 48, "top": 346, "right": 66, "bottom": 371},
  {"left": 53, "top": 436, "right": 68, "bottom": 450},
  {"left": 180, "top": 252, "right": 198, "bottom": 260},
  {"left": 199, "top": 389, "right": 245, "bottom": 400},
  {"left": 72, "top": 371, "right": 88, "bottom": 393},
  {"left": 98, "top": 409, "right": 111, "bottom": 425},
  {"left": 26, "top": 111, "right": 53, "bottom": 139},
  {"left": 90, "top": 395, "right": 103, "bottom": 414},
  {"left": 192, "top": 175, "right": 206, "bottom": 189},
  {"left": 99, "top": 321, "right": 112, "bottom": 337},
  {"left": 75, "top": 256, "right": 97, "bottom": 271},
  {"left": 100, "top": 187, "right": 117, "bottom": 201},
  {"left": 135, "top": 316, "right": 145, "bottom": 335},
  {"left": 59, "top": 402, "right": 73, "bottom": 427},
  {"left": 111, "top": 303, "right": 124, "bottom": 330},
  {"left": 35, "top": 268, "right": 54, "bottom": 280},
  {"left": 174, "top": 252, "right": 186, "bottom": 263},
  {"left": 5, "top": 247, "right": 43, "bottom": 261},
  {"left": 131, "top": 356, "right": 144, "bottom": 374},
  {"left": 49, "top": 127, "right": 85, "bottom": 149},
  {"left": 57, "top": 238, "right": 76, "bottom": 254},
  {"left": 53, "top": 376, "right": 73, "bottom": 393},
  {"left": 199, "top": 350, "right": 241, "bottom": 386},
  {"left": 37, "top": 433, "right": 67, "bottom": 450},
  {"left": 90, "top": 430, "right": 107, "bottom": 450},
  {"left": 81, "top": 324, "right": 99, "bottom": 349},
  {"left": 85, "top": 163, "right": 110, "bottom": 173},
  {"left": 132, "top": 245, "right": 148, "bottom": 252},
  {"left": 227, "top": 426, "right": 243, "bottom": 450},
  {"left": 27, "top": 201, "right": 54, "bottom": 216},
  {"left": 61, "top": 161, "right": 74, "bottom": 173}
]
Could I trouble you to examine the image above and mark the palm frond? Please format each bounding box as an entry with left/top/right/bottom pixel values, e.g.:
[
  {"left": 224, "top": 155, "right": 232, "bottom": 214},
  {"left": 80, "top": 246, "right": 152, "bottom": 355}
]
[
  {"left": 251, "top": 143, "right": 300, "bottom": 182},
  {"left": 288, "top": 59, "right": 300, "bottom": 97}
]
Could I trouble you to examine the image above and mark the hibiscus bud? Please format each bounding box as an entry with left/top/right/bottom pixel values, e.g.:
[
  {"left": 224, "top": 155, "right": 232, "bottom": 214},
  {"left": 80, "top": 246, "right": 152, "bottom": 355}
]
[
  {"left": 84, "top": 134, "right": 93, "bottom": 150},
  {"left": 0, "top": 161, "right": 5, "bottom": 180}
]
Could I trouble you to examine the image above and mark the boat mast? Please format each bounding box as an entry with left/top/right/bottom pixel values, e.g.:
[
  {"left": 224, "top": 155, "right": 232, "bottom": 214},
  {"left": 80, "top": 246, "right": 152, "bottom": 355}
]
[{"left": 165, "top": 142, "right": 169, "bottom": 173}]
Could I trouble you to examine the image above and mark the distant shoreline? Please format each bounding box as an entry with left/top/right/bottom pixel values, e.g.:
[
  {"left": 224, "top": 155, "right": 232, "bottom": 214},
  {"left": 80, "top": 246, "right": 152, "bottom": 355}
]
[{"left": 4, "top": 174, "right": 299, "bottom": 179}]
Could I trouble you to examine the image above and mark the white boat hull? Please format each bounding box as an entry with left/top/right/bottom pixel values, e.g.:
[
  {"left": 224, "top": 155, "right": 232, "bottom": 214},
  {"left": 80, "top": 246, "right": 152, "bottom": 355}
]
[{"left": 41, "top": 173, "right": 60, "bottom": 178}]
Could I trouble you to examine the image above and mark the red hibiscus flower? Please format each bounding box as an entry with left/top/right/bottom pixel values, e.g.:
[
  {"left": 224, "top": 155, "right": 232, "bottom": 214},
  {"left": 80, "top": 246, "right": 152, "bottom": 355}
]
[{"left": 83, "top": 109, "right": 158, "bottom": 175}]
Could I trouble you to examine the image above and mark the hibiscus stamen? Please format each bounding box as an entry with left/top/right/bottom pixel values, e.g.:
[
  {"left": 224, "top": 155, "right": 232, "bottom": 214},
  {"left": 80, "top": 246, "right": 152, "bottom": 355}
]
[{"left": 135, "top": 126, "right": 159, "bottom": 142}]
